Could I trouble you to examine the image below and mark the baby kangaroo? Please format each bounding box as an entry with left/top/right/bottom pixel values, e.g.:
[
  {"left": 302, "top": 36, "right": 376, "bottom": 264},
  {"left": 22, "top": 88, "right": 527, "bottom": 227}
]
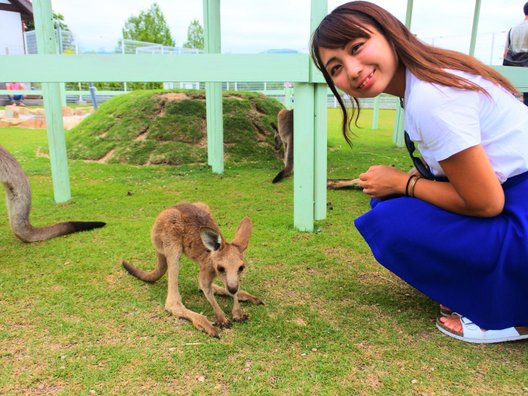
[
  {"left": 122, "top": 202, "right": 263, "bottom": 338},
  {"left": 1, "top": 145, "right": 105, "bottom": 242}
]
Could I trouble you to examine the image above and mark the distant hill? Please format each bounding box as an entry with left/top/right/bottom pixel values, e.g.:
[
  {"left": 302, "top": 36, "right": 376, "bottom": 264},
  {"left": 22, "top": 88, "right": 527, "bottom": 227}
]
[
  {"left": 67, "top": 89, "right": 285, "bottom": 166},
  {"left": 260, "top": 49, "right": 300, "bottom": 54}
]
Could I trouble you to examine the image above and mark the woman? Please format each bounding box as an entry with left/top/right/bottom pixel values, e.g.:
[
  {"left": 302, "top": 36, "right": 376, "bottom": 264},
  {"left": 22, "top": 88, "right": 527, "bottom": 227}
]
[{"left": 311, "top": 1, "right": 528, "bottom": 343}]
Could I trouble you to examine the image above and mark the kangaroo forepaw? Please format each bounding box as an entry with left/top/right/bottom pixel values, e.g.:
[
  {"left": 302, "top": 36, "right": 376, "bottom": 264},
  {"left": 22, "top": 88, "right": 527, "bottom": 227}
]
[
  {"left": 246, "top": 296, "right": 264, "bottom": 305},
  {"left": 194, "top": 317, "right": 220, "bottom": 338},
  {"left": 233, "top": 310, "right": 249, "bottom": 322},
  {"left": 253, "top": 297, "right": 265, "bottom": 305},
  {"left": 165, "top": 305, "right": 220, "bottom": 338},
  {"left": 214, "top": 317, "right": 232, "bottom": 329}
]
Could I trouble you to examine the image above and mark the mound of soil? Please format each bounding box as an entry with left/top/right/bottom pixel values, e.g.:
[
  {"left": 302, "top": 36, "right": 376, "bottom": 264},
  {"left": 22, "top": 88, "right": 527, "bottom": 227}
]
[{"left": 67, "top": 89, "right": 284, "bottom": 166}]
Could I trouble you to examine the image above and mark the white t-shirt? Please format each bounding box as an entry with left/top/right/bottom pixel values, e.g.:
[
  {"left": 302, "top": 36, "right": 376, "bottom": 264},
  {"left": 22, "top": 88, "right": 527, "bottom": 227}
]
[{"left": 403, "top": 69, "right": 528, "bottom": 182}]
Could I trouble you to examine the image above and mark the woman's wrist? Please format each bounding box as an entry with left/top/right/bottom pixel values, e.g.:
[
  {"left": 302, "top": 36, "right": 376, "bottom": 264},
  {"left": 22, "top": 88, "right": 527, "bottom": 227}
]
[
  {"left": 405, "top": 174, "right": 416, "bottom": 196},
  {"left": 406, "top": 175, "right": 422, "bottom": 197}
]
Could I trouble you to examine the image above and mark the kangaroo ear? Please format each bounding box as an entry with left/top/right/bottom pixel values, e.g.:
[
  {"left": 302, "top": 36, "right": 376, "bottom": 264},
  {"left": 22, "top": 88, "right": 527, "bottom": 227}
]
[
  {"left": 231, "top": 217, "right": 252, "bottom": 252},
  {"left": 200, "top": 227, "right": 223, "bottom": 252}
]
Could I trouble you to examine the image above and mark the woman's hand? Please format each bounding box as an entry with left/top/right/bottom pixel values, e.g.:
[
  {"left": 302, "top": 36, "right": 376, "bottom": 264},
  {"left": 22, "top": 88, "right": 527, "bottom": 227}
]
[{"left": 358, "top": 165, "right": 409, "bottom": 198}]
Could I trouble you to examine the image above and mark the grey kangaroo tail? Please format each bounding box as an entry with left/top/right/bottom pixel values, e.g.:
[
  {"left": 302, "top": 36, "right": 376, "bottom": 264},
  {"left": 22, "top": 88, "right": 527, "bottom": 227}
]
[
  {"left": 1, "top": 145, "right": 105, "bottom": 243},
  {"left": 122, "top": 253, "right": 167, "bottom": 283},
  {"left": 272, "top": 167, "right": 293, "bottom": 183},
  {"left": 12, "top": 221, "right": 106, "bottom": 243}
]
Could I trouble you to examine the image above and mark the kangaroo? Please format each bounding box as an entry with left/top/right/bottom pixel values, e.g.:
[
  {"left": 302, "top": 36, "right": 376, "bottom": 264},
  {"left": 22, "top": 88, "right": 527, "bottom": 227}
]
[
  {"left": 272, "top": 109, "right": 364, "bottom": 190},
  {"left": 1, "top": 145, "right": 105, "bottom": 242},
  {"left": 272, "top": 108, "right": 294, "bottom": 183},
  {"left": 122, "top": 202, "right": 263, "bottom": 338}
]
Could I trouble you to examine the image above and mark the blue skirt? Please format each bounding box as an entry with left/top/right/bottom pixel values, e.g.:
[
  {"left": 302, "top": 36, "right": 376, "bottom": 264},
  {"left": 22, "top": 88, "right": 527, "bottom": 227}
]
[{"left": 354, "top": 172, "right": 528, "bottom": 329}]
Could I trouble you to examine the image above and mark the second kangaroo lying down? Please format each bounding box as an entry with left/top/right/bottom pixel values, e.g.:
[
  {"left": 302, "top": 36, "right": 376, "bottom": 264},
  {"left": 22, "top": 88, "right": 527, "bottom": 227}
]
[{"left": 122, "top": 202, "right": 263, "bottom": 338}]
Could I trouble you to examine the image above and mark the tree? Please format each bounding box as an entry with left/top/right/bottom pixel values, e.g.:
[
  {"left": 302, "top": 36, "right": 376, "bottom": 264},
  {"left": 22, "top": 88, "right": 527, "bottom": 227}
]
[
  {"left": 183, "top": 19, "right": 204, "bottom": 50},
  {"left": 122, "top": 3, "right": 175, "bottom": 46},
  {"left": 26, "top": 12, "right": 70, "bottom": 32}
]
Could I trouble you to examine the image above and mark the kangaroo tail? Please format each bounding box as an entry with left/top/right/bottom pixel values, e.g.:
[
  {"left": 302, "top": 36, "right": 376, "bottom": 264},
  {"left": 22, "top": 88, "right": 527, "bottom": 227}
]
[
  {"left": 272, "top": 167, "right": 293, "bottom": 184},
  {"left": 2, "top": 145, "right": 106, "bottom": 243},
  {"left": 13, "top": 221, "right": 106, "bottom": 243},
  {"left": 122, "top": 253, "right": 167, "bottom": 283}
]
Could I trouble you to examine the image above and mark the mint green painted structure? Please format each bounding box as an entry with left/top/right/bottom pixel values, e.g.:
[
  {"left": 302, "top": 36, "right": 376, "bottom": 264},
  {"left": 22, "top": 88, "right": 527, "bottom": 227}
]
[
  {"left": 203, "top": 0, "right": 223, "bottom": 174},
  {"left": 469, "top": 0, "right": 482, "bottom": 56},
  {"left": 392, "top": 0, "right": 414, "bottom": 148},
  {"left": 2, "top": 0, "right": 527, "bottom": 231},
  {"left": 291, "top": 1, "right": 328, "bottom": 231},
  {"left": 313, "top": 2, "right": 329, "bottom": 224},
  {"left": 371, "top": 96, "right": 380, "bottom": 129},
  {"left": 33, "top": 0, "right": 70, "bottom": 203},
  {"left": 2, "top": 0, "right": 327, "bottom": 231}
]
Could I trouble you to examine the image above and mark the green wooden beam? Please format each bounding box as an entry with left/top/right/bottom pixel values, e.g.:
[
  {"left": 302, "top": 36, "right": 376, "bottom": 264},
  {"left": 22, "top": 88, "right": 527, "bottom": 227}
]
[
  {"left": 0, "top": 54, "right": 313, "bottom": 83},
  {"left": 33, "top": 0, "right": 71, "bottom": 203},
  {"left": 494, "top": 66, "right": 528, "bottom": 90}
]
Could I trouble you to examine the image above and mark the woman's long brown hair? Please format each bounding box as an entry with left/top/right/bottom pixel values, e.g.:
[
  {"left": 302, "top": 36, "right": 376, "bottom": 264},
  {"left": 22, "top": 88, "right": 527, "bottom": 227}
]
[{"left": 310, "top": 1, "right": 518, "bottom": 146}]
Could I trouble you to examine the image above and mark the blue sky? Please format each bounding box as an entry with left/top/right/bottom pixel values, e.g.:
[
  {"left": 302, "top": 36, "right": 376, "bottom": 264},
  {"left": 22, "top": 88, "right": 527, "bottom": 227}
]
[{"left": 50, "top": 0, "right": 525, "bottom": 64}]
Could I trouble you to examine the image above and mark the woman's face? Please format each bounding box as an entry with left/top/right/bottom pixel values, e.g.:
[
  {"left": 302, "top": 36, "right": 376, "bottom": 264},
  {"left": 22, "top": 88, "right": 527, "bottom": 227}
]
[{"left": 318, "top": 25, "right": 404, "bottom": 98}]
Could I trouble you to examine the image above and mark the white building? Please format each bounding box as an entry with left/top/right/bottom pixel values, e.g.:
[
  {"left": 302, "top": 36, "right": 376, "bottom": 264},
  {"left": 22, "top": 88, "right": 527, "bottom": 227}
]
[{"left": 0, "top": 0, "right": 33, "bottom": 55}]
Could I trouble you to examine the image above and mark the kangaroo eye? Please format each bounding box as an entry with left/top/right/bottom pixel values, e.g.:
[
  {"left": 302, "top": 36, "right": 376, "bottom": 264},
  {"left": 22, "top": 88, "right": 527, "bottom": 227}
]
[
  {"left": 217, "top": 266, "right": 225, "bottom": 273},
  {"left": 238, "top": 265, "right": 245, "bottom": 273}
]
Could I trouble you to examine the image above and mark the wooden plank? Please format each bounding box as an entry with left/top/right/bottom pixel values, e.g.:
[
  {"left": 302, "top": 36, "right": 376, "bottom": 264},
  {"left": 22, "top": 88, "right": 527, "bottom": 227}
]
[
  {"left": 494, "top": 66, "right": 528, "bottom": 91},
  {"left": 0, "top": 54, "right": 316, "bottom": 83}
]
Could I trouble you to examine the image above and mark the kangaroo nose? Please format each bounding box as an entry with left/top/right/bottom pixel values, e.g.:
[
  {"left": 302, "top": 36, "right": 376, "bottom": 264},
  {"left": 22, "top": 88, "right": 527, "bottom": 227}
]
[{"left": 228, "top": 286, "right": 239, "bottom": 295}]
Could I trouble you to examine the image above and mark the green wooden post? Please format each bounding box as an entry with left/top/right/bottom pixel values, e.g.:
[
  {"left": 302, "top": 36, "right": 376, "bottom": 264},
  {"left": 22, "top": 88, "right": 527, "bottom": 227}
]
[
  {"left": 293, "top": 83, "right": 315, "bottom": 231},
  {"left": 203, "top": 0, "right": 224, "bottom": 174},
  {"left": 284, "top": 83, "right": 293, "bottom": 110},
  {"left": 405, "top": 0, "right": 414, "bottom": 28},
  {"left": 33, "top": 0, "right": 71, "bottom": 202},
  {"left": 292, "top": 0, "right": 327, "bottom": 230},
  {"left": 311, "top": 0, "right": 328, "bottom": 222},
  {"left": 392, "top": 0, "right": 414, "bottom": 147},
  {"left": 372, "top": 95, "right": 380, "bottom": 129},
  {"left": 469, "top": 0, "right": 482, "bottom": 56},
  {"left": 314, "top": 83, "right": 327, "bottom": 221},
  {"left": 393, "top": 105, "right": 405, "bottom": 147},
  {"left": 55, "top": 20, "right": 67, "bottom": 106}
]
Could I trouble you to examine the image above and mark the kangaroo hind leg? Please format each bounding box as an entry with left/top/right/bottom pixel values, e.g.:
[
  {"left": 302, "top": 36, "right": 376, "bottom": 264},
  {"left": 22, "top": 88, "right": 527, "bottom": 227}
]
[{"left": 164, "top": 247, "right": 220, "bottom": 338}]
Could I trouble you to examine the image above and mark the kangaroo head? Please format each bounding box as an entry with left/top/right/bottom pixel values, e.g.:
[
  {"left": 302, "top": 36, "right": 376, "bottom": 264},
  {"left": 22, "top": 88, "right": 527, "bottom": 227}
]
[{"left": 199, "top": 217, "right": 252, "bottom": 295}]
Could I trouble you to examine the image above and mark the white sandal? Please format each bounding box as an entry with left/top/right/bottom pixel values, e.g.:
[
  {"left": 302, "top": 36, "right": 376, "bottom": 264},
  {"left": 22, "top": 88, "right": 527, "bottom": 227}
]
[{"left": 436, "top": 315, "right": 528, "bottom": 344}]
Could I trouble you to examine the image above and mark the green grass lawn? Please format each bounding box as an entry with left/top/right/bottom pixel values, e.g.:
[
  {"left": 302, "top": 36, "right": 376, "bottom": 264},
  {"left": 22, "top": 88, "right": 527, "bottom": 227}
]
[{"left": 1, "top": 108, "right": 527, "bottom": 395}]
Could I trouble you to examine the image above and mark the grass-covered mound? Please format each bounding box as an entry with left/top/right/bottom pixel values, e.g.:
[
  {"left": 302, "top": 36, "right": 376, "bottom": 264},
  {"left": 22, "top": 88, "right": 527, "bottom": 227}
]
[{"left": 67, "top": 89, "right": 284, "bottom": 166}]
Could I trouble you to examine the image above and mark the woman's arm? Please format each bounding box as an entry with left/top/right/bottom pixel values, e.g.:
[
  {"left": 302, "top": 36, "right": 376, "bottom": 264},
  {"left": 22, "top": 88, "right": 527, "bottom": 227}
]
[
  {"left": 416, "top": 144, "right": 504, "bottom": 217},
  {"left": 359, "top": 144, "right": 504, "bottom": 217}
]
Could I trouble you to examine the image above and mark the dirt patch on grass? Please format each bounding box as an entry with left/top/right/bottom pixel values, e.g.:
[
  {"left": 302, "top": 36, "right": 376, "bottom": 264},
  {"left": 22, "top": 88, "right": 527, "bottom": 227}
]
[{"left": 159, "top": 92, "right": 190, "bottom": 101}]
